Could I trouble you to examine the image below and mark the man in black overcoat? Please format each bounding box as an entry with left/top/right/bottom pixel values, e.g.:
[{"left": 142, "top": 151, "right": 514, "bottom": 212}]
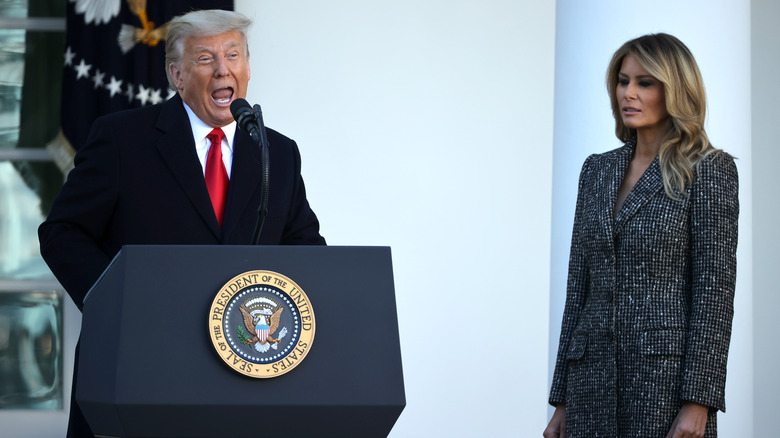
[{"left": 39, "top": 9, "right": 325, "bottom": 437}]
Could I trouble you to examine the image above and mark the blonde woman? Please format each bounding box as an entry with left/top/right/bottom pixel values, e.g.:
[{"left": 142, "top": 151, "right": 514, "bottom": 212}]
[{"left": 544, "top": 33, "right": 738, "bottom": 438}]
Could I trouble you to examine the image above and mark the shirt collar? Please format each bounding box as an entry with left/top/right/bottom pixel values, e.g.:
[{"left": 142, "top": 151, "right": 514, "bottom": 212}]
[{"left": 181, "top": 101, "right": 237, "bottom": 150}]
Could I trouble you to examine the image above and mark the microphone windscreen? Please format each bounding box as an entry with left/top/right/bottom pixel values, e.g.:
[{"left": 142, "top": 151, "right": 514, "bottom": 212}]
[{"left": 230, "top": 98, "right": 252, "bottom": 120}]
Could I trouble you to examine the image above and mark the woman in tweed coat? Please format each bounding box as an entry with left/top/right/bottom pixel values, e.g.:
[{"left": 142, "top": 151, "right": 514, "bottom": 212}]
[{"left": 544, "top": 34, "right": 738, "bottom": 438}]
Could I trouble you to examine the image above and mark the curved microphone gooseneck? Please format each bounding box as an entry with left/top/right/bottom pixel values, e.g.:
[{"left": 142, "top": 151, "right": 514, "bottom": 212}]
[{"left": 230, "top": 98, "right": 270, "bottom": 245}]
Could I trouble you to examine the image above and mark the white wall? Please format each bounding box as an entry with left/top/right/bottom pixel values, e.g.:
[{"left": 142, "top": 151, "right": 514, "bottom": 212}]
[
  {"left": 751, "top": 0, "right": 780, "bottom": 436},
  {"left": 235, "top": 1, "right": 556, "bottom": 436},
  {"left": 550, "top": 0, "right": 753, "bottom": 436}
]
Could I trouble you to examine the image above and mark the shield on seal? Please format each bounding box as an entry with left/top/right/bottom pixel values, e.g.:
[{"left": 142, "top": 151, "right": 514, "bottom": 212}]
[{"left": 256, "top": 324, "right": 270, "bottom": 343}]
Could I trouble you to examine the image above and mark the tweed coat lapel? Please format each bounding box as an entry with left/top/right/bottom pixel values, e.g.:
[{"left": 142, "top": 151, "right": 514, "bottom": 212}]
[
  {"left": 598, "top": 145, "right": 634, "bottom": 239},
  {"left": 613, "top": 155, "right": 664, "bottom": 236},
  {"left": 221, "top": 128, "right": 263, "bottom": 242},
  {"left": 154, "top": 95, "right": 223, "bottom": 240}
]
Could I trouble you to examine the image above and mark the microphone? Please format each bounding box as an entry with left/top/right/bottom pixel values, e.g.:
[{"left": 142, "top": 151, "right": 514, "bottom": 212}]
[
  {"left": 230, "top": 98, "right": 262, "bottom": 143},
  {"left": 230, "top": 98, "right": 271, "bottom": 245}
]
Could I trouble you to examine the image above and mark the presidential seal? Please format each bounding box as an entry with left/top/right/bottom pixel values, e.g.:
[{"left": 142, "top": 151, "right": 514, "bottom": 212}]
[{"left": 208, "top": 270, "right": 315, "bottom": 378}]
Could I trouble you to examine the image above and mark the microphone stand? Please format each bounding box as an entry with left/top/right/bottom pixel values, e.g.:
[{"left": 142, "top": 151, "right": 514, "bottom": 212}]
[{"left": 250, "top": 104, "right": 270, "bottom": 245}]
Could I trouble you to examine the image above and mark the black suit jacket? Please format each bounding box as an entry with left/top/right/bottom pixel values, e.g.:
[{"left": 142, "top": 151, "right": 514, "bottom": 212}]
[{"left": 39, "top": 94, "right": 325, "bottom": 309}]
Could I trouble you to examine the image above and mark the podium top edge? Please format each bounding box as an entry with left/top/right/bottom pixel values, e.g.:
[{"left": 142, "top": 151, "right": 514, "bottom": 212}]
[
  {"left": 83, "top": 245, "right": 392, "bottom": 305},
  {"left": 118, "top": 244, "right": 392, "bottom": 250}
]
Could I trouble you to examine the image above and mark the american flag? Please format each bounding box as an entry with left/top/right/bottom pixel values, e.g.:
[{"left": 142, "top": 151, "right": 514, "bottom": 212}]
[{"left": 58, "top": 0, "right": 233, "bottom": 157}]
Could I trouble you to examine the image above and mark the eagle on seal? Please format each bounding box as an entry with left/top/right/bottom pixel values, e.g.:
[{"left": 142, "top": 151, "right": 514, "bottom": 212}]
[{"left": 239, "top": 305, "right": 283, "bottom": 347}]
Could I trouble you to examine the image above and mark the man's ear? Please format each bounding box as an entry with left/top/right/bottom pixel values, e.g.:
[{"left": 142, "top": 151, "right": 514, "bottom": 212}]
[{"left": 169, "top": 63, "right": 183, "bottom": 91}]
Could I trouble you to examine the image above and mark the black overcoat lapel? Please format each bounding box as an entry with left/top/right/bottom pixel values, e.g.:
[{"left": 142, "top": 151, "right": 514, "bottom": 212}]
[
  {"left": 153, "top": 95, "right": 223, "bottom": 240},
  {"left": 222, "top": 129, "right": 263, "bottom": 241}
]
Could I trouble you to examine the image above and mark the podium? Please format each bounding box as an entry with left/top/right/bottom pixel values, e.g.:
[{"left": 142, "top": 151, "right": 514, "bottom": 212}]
[{"left": 77, "top": 245, "right": 405, "bottom": 438}]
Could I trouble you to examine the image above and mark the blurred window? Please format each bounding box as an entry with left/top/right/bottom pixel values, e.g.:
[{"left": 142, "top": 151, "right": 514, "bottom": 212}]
[{"left": 0, "top": 0, "right": 66, "bottom": 411}]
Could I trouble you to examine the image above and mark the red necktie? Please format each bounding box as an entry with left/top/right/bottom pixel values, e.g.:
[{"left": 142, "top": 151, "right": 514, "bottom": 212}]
[{"left": 205, "top": 128, "right": 229, "bottom": 226}]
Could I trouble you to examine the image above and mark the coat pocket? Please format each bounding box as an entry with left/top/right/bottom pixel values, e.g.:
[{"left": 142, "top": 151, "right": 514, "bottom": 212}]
[
  {"left": 640, "top": 329, "right": 686, "bottom": 356},
  {"left": 565, "top": 333, "right": 587, "bottom": 361}
]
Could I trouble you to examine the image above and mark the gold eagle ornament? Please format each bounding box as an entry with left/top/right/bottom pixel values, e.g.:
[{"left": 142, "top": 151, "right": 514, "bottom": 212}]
[
  {"left": 240, "top": 305, "right": 284, "bottom": 348},
  {"left": 118, "top": 0, "right": 171, "bottom": 53}
]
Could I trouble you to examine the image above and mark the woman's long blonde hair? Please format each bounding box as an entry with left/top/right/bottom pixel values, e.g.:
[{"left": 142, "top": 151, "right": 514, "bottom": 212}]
[{"left": 606, "top": 33, "right": 721, "bottom": 199}]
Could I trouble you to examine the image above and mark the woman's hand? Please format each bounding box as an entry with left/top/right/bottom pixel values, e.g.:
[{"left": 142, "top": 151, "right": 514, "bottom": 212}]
[
  {"left": 543, "top": 404, "right": 566, "bottom": 438},
  {"left": 665, "top": 402, "right": 709, "bottom": 438}
]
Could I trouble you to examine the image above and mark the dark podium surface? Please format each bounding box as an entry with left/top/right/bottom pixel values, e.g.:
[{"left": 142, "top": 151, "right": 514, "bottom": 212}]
[{"left": 77, "top": 245, "right": 405, "bottom": 438}]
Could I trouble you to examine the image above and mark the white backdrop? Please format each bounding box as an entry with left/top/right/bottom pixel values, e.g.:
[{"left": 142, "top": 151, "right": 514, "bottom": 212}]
[
  {"left": 235, "top": 1, "right": 556, "bottom": 436},
  {"left": 751, "top": 0, "right": 780, "bottom": 436}
]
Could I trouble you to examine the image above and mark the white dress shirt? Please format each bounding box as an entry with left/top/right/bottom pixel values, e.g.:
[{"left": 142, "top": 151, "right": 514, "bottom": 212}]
[{"left": 182, "top": 101, "right": 237, "bottom": 178}]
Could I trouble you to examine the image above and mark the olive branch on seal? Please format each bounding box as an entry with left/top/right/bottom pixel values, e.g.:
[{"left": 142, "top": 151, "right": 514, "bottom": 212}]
[{"left": 237, "top": 325, "right": 251, "bottom": 344}]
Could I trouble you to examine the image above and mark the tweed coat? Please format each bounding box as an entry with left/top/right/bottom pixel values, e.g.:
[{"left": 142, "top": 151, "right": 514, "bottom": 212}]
[{"left": 549, "top": 139, "right": 738, "bottom": 437}]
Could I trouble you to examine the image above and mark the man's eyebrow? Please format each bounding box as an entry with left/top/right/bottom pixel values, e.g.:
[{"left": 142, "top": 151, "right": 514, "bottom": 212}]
[
  {"left": 192, "top": 46, "right": 215, "bottom": 55},
  {"left": 192, "top": 41, "right": 241, "bottom": 53}
]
